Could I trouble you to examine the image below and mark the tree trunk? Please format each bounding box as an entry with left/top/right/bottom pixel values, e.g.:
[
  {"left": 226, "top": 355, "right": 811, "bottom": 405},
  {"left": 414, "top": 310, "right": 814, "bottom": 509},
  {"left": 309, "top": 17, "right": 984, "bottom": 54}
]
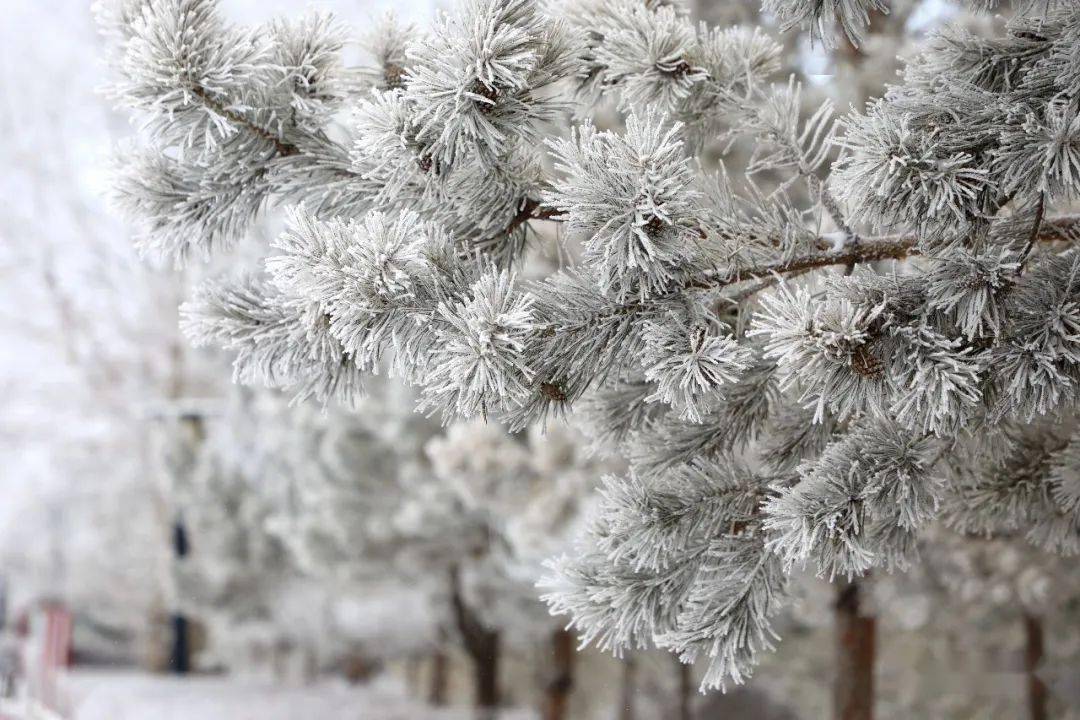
[
  {"left": 541, "top": 628, "right": 576, "bottom": 720},
  {"left": 405, "top": 654, "right": 420, "bottom": 695},
  {"left": 618, "top": 654, "right": 637, "bottom": 720},
  {"left": 302, "top": 646, "right": 317, "bottom": 683},
  {"left": 449, "top": 567, "right": 501, "bottom": 719},
  {"left": 834, "top": 578, "right": 875, "bottom": 720},
  {"left": 169, "top": 518, "right": 190, "bottom": 674},
  {"left": 675, "top": 655, "right": 693, "bottom": 720},
  {"left": 1023, "top": 613, "right": 1047, "bottom": 720},
  {"left": 428, "top": 649, "right": 448, "bottom": 706},
  {"left": 470, "top": 634, "right": 500, "bottom": 720}
]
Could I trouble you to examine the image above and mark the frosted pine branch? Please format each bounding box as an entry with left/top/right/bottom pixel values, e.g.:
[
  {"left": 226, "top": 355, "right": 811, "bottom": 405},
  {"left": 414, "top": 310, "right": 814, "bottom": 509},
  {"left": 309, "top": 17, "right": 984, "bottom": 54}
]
[{"left": 104, "top": 0, "right": 1080, "bottom": 692}]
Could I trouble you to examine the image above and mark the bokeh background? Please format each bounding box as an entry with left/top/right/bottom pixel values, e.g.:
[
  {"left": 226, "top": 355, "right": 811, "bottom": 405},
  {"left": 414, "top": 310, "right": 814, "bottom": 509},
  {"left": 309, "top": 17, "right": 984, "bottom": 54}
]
[{"left": 2, "top": 1, "right": 1080, "bottom": 719}]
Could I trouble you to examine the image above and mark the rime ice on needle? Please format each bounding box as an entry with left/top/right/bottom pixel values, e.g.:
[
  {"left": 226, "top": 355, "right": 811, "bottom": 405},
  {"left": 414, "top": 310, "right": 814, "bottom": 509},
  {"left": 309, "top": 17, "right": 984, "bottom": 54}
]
[{"left": 104, "top": 0, "right": 1080, "bottom": 691}]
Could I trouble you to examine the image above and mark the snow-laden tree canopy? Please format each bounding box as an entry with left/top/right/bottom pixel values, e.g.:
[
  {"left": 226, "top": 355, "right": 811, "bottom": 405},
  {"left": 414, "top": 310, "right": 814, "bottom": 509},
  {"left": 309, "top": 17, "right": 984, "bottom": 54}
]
[{"left": 100, "top": 0, "right": 1080, "bottom": 691}]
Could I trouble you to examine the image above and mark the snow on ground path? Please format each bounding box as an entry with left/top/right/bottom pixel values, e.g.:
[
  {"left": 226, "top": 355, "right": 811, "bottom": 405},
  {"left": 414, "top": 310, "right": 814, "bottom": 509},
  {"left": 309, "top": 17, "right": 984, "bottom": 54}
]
[{"left": 64, "top": 670, "right": 536, "bottom": 720}]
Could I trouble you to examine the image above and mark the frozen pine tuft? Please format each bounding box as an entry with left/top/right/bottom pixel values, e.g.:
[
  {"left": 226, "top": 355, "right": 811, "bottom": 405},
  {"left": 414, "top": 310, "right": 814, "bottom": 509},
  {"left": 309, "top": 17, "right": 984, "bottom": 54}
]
[
  {"left": 103, "top": 0, "right": 1080, "bottom": 693},
  {"left": 421, "top": 268, "right": 537, "bottom": 420}
]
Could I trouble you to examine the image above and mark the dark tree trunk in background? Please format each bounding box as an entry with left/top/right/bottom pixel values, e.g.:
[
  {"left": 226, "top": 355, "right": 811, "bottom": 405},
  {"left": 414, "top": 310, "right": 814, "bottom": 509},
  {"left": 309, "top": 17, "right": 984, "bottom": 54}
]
[
  {"left": 618, "top": 654, "right": 637, "bottom": 720},
  {"left": 168, "top": 413, "right": 204, "bottom": 675},
  {"left": 1024, "top": 613, "right": 1048, "bottom": 720},
  {"left": 834, "top": 578, "right": 875, "bottom": 720},
  {"left": 169, "top": 519, "right": 190, "bottom": 674},
  {"left": 405, "top": 654, "right": 421, "bottom": 695},
  {"left": 469, "top": 632, "right": 500, "bottom": 719},
  {"left": 675, "top": 655, "right": 693, "bottom": 720},
  {"left": 428, "top": 648, "right": 449, "bottom": 706},
  {"left": 542, "top": 628, "right": 576, "bottom": 720},
  {"left": 449, "top": 567, "right": 501, "bottom": 719}
]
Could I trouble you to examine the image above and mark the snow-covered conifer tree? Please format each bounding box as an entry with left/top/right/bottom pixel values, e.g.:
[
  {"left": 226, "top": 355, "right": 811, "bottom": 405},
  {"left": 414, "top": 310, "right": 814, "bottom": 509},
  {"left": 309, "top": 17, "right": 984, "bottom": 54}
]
[
  {"left": 216, "top": 386, "right": 449, "bottom": 681},
  {"left": 164, "top": 406, "right": 312, "bottom": 677},
  {"left": 101, "top": 0, "right": 1080, "bottom": 715},
  {"left": 253, "top": 375, "right": 601, "bottom": 717},
  {"left": 423, "top": 418, "right": 603, "bottom": 719}
]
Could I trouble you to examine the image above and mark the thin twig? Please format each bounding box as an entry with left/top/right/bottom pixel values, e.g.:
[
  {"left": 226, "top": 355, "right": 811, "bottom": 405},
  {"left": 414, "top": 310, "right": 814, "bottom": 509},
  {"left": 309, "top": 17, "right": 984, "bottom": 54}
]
[
  {"left": 697, "top": 236, "right": 915, "bottom": 289},
  {"left": 1017, "top": 192, "right": 1046, "bottom": 274},
  {"left": 704, "top": 213, "right": 1080, "bottom": 298},
  {"left": 504, "top": 198, "right": 561, "bottom": 237},
  {"left": 190, "top": 85, "right": 299, "bottom": 157},
  {"left": 814, "top": 176, "right": 859, "bottom": 246}
]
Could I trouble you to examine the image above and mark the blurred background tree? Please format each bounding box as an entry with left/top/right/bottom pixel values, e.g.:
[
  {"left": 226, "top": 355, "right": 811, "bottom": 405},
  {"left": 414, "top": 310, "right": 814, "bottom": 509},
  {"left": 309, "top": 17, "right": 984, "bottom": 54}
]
[{"left": 2, "top": 2, "right": 1080, "bottom": 720}]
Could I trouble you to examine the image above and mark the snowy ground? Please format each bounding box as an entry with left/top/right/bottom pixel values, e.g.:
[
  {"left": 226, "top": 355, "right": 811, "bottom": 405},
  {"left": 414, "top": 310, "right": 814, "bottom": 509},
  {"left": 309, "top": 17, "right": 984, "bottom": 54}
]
[{"left": 63, "top": 671, "right": 535, "bottom": 720}]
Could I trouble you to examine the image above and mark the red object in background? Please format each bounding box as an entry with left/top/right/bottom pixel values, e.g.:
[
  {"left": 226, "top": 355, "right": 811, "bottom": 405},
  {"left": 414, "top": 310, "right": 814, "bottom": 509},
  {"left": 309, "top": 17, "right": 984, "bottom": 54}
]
[
  {"left": 40, "top": 604, "right": 71, "bottom": 672},
  {"left": 26, "top": 601, "right": 73, "bottom": 712},
  {"left": 12, "top": 612, "right": 28, "bottom": 640}
]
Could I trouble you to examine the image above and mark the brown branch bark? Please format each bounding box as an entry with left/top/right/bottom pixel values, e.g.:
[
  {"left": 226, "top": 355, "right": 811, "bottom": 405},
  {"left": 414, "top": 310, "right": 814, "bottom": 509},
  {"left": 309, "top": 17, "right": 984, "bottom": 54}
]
[
  {"left": 706, "top": 236, "right": 914, "bottom": 289},
  {"left": 707, "top": 213, "right": 1080, "bottom": 295},
  {"left": 834, "top": 578, "right": 875, "bottom": 720},
  {"left": 505, "top": 198, "right": 561, "bottom": 237},
  {"left": 189, "top": 85, "right": 299, "bottom": 157},
  {"left": 1018, "top": 194, "right": 1046, "bottom": 274}
]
